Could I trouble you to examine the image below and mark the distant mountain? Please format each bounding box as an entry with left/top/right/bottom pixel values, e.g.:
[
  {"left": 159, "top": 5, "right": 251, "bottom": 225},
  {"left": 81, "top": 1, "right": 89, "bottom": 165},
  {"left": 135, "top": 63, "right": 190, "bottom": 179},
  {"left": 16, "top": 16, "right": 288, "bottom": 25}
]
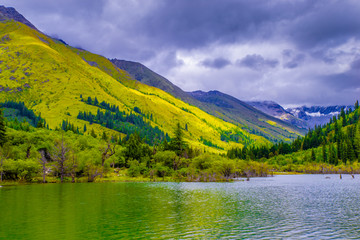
[
  {"left": 112, "top": 59, "right": 305, "bottom": 142},
  {"left": 0, "top": 5, "right": 38, "bottom": 30},
  {"left": 248, "top": 100, "right": 354, "bottom": 129},
  {"left": 188, "top": 90, "right": 306, "bottom": 141},
  {"left": 287, "top": 105, "right": 353, "bottom": 128},
  {"left": 247, "top": 101, "right": 307, "bottom": 129}
]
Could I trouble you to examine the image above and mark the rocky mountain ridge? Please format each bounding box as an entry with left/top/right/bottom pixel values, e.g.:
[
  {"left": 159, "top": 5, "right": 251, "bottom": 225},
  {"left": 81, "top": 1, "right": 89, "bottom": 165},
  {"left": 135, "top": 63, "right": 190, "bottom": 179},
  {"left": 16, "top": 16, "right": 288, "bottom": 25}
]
[
  {"left": 248, "top": 100, "right": 354, "bottom": 129},
  {"left": 287, "top": 105, "right": 353, "bottom": 128},
  {"left": 0, "top": 5, "right": 38, "bottom": 30},
  {"left": 112, "top": 58, "right": 305, "bottom": 142}
]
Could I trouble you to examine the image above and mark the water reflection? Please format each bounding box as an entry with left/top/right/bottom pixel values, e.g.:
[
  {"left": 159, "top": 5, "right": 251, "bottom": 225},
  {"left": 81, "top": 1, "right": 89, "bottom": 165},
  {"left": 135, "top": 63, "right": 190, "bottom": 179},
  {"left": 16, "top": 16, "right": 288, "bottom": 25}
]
[{"left": 1, "top": 175, "right": 360, "bottom": 239}]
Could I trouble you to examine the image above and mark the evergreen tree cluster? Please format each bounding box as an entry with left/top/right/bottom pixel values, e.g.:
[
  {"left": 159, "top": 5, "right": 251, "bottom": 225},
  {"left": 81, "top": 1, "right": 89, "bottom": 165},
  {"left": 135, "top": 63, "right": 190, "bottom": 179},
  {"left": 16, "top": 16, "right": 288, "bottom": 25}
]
[
  {"left": 78, "top": 97, "right": 170, "bottom": 145},
  {"left": 228, "top": 101, "right": 360, "bottom": 164},
  {"left": 200, "top": 136, "right": 224, "bottom": 150},
  {"left": 220, "top": 130, "right": 253, "bottom": 146},
  {"left": 0, "top": 101, "right": 45, "bottom": 128},
  {"left": 0, "top": 108, "right": 6, "bottom": 146},
  {"left": 61, "top": 119, "right": 81, "bottom": 134}
]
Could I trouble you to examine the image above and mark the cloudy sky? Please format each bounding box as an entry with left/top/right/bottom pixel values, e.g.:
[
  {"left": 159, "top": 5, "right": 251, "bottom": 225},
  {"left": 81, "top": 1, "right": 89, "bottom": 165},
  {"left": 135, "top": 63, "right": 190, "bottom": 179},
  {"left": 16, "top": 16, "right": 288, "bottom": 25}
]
[{"left": 3, "top": 0, "right": 360, "bottom": 107}]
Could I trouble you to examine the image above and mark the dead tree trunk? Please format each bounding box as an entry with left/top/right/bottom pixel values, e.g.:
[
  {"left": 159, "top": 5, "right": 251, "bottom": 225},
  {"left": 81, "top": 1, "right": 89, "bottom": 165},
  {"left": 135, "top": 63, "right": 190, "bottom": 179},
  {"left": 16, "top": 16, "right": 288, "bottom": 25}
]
[
  {"left": 53, "top": 136, "right": 70, "bottom": 183},
  {"left": 88, "top": 168, "right": 103, "bottom": 182},
  {"left": 39, "top": 150, "right": 47, "bottom": 183},
  {"left": 101, "top": 142, "right": 116, "bottom": 167},
  {"left": 26, "top": 146, "right": 31, "bottom": 158}
]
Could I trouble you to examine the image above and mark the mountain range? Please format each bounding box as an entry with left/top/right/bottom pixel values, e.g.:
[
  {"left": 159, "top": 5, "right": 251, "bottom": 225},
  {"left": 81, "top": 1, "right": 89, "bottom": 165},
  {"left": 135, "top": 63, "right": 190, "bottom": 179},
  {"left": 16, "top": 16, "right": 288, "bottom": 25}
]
[
  {"left": 247, "top": 101, "right": 353, "bottom": 129},
  {"left": 0, "top": 5, "right": 349, "bottom": 152},
  {"left": 112, "top": 59, "right": 305, "bottom": 142},
  {"left": 287, "top": 105, "right": 353, "bottom": 128}
]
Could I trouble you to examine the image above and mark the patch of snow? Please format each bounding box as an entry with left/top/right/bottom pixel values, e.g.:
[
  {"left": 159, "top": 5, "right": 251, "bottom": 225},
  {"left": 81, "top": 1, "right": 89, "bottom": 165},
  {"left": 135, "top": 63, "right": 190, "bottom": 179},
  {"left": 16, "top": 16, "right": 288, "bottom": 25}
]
[
  {"left": 305, "top": 111, "right": 340, "bottom": 117},
  {"left": 305, "top": 111, "right": 323, "bottom": 117},
  {"left": 329, "top": 111, "right": 340, "bottom": 116}
]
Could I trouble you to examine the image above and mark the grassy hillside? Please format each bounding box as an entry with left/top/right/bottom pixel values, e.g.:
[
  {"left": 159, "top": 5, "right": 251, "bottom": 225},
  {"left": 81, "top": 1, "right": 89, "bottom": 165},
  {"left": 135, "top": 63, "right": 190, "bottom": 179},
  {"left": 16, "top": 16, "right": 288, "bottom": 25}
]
[
  {"left": 0, "top": 19, "right": 269, "bottom": 153},
  {"left": 110, "top": 59, "right": 305, "bottom": 142}
]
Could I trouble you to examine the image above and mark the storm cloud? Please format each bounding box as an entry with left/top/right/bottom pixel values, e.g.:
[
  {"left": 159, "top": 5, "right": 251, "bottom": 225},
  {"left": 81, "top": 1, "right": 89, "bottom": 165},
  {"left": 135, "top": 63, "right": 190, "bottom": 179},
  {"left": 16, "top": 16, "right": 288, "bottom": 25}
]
[
  {"left": 2, "top": 0, "right": 360, "bottom": 106},
  {"left": 200, "top": 58, "right": 231, "bottom": 69},
  {"left": 282, "top": 50, "right": 306, "bottom": 69},
  {"left": 237, "top": 54, "right": 278, "bottom": 71}
]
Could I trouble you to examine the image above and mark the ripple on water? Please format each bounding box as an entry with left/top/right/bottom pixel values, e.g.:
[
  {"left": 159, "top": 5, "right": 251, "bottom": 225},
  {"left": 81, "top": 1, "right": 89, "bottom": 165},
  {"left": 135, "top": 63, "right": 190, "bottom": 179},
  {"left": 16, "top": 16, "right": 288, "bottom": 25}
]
[{"left": 1, "top": 175, "right": 360, "bottom": 239}]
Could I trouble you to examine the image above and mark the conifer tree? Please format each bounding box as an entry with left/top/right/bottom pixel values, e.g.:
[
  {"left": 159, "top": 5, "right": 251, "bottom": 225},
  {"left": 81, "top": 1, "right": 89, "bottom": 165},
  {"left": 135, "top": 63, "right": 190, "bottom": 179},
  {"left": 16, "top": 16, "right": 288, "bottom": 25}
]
[
  {"left": 124, "top": 133, "right": 143, "bottom": 162},
  {"left": 36, "top": 119, "right": 44, "bottom": 128},
  {"left": 354, "top": 124, "right": 360, "bottom": 157},
  {"left": 322, "top": 144, "right": 327, "bottom": 163},
  {"left": 91, "top": 129, "right": 97, "bottom": 138},
  {"left": 347, "top": 139, "right": 355, "bottom": 163},
  {"left": 102, "top": 131, "right": 108, "bottom": 141},
  {"left": 169, "top": 122, "right": 187, "bottom": 156},
  {"left": 329, "top": 144, "right": 337, "bottom": 165},
  {"left": 340, "top": 108, "right": 346, "bottom": 126},
  {"left": 0, "top": 109, "right": 6, "bottom": 146},
  {"left": 311, "top": 149, "right": 316, "bottom": 162}
]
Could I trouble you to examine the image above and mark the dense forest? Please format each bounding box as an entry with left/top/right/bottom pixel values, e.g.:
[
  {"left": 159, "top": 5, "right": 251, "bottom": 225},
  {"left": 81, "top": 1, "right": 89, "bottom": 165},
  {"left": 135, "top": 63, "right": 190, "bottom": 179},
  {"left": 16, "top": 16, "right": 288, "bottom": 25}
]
[{"left": 0, "top": 100, "right": 359, "bottom": 184}]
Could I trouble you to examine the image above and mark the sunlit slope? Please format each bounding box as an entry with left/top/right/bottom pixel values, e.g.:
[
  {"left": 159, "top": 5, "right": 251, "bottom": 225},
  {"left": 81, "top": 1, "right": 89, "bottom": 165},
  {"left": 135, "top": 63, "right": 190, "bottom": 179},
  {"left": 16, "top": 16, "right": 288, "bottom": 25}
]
[
  {"left": 109, "top": 60, "right": 305, "bottom": 142},
  {"left": 74, "top": 48, "right": 303, "bottom": 143},
  {"left": 0, "top": 20, "right": 269, "bottom": 152}
]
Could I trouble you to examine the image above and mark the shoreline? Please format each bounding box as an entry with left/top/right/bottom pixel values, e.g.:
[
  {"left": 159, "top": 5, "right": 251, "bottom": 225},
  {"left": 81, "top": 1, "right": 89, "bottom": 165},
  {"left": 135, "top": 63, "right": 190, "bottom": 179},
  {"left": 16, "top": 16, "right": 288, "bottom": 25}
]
[{"left": 1, "top": 173, "right": 358, "bottom": 186}]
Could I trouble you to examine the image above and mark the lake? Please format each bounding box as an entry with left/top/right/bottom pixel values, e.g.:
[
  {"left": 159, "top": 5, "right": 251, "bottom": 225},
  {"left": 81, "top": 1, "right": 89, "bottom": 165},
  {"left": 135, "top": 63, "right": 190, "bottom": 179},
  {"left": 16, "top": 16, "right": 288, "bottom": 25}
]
[{"left": 1, "top": 174, "right": 360, "bottom": 239}]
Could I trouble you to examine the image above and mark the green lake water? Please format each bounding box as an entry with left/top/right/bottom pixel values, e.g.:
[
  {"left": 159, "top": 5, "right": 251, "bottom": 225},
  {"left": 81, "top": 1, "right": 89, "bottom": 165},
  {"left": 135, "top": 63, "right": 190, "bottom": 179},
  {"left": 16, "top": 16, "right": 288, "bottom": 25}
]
[{"left": 1, "top": 175, "right": 360, "bottom": 239}]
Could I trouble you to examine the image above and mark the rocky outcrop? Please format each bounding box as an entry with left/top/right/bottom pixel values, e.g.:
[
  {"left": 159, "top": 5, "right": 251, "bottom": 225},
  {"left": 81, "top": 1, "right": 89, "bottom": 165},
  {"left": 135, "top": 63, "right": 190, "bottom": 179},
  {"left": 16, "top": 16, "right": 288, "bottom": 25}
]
[{"left": 0, "top": 5, "right": 38, "bottom": 30}]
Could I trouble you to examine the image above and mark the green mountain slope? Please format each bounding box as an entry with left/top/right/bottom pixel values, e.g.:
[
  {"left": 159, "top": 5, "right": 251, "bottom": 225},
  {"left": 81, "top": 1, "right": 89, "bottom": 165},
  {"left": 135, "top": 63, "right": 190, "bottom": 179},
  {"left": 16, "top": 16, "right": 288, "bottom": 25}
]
[
  {"left": 110, "top": 59, "right": 194, "bottom": 104},
  {"left": 0, "top": 11, "right": 270, "bottom": 153},
  {"left": 110, "top": 59, "right": 305, "bottom": 142}
]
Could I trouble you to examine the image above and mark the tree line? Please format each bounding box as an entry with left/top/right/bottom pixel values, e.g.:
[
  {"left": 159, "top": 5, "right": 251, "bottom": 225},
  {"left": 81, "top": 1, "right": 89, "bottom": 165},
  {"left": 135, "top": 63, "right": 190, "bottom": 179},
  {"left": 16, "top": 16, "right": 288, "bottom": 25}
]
[
  {"left": 1, "top": 99, "right": 360, "bottom": 183},
  {"left": 228, "top": 101, "right": 360, "bottom": 166},
  {"left": 0, "top": 109, "right": 268, "bottom": 183}
]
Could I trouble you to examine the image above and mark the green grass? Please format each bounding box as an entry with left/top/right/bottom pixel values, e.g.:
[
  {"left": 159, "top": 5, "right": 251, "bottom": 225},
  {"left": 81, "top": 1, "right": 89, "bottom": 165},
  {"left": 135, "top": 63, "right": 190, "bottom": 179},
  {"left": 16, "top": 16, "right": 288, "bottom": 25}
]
[{"left": 0, "top": 20, "right": 270, "bottom": 152}]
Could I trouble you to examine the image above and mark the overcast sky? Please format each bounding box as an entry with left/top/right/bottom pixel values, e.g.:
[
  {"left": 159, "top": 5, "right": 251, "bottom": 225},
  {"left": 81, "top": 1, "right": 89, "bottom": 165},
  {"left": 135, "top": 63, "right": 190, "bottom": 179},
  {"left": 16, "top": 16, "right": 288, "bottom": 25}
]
[{"left": 3, "top": 0, "right": 360, "bottom": 107}]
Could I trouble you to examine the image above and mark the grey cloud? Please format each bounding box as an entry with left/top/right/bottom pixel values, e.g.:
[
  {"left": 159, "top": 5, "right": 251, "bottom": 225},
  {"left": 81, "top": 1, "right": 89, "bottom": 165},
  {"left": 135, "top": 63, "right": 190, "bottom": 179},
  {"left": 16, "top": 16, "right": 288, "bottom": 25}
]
[
  {"left": 236, "top": 54, "right": 278, "bottom": 70},
  {"left": 322, "top": 72, "right": 360, "bottom": 93},
  {"left": 159, "top": 51, "right": 184, "bottom": 71},
  {"left": 200, "top": 58, "right": 231, "bottom": 69},
  {"left": 310, "top": 50, "right": 338, "bottom": 64},
  {"left": 282, "top": 50, "right": 306, "bottom": 69},
  {"left": 134, "top": 0, "right": 360, "bottom": 54},
  {"left": 147, "top": 51, "right": 184, "bottom": 75},
  {"left": 288, "top": 1, "right": 360, "bottom": 51},
  {"left": 135, "top": 0, "right": 316, "bottom": 50},
  {"left": 2, "top": 0, "right": 106, "bottom": 19},
  {"left": 7, "top": 0, "right": 360, "bottom": 57},
  {"left": 351, "top": 58, "right": 360, "bottom": 70},
  {"left": 3, "top": 0, "right": 360, "bottom": 106},
  {"left": 322, "top": 58, "right": 360, "bottom": 89}
]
